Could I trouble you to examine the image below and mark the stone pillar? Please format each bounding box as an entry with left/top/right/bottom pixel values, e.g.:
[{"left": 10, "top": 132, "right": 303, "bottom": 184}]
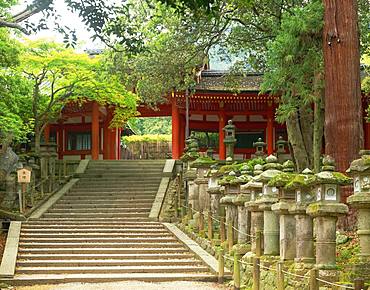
[
  {"left": 347, "top": 150, "right": 370, "bottom": 280},
  {"left": 234, "top": 194, "right": 250, "bottom": 244},
  {"left": 291, "top": 205, "right": 314, "bottom": 264},
  {"left": 185, "top": 169, "right": 199, "bottom": 211},
  {"left": 272, "top": 202, "right": 296, "bottom": 260},
  {"left": 307, "top": 156, "right": 351, "bottom": 280},
  {"left": 195, "top": 168, "right": 210, "bottom": 212},
  {"left": 254, "top": 155, "right": 282, "bottom": 257}
]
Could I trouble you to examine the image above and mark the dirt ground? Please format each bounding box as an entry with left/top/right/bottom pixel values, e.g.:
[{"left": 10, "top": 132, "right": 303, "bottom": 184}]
[{"left": 13, "top": 281, "right": 230, "bottom": 290}]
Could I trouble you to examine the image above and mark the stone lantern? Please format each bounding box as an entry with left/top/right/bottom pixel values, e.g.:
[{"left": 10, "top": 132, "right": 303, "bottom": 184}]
[
  {"left": 254, "top": 155, "right": 282, "bottom": 257},
  {"left": 346, "top": 150, "right": 370, "bottom": 280},
  {"left": 252, "top": 138, "right": 267, "bottom": 158},
  {"left": 276, "top": 136, "right": 291, "bottom": 163},
  {"left": 243, "top": 164, "right": 264, "bottom": 254},
  {"left": 207, "top": 164, "right": 223, "bottom": 217},
  {"left": 191, "top": 156, "right": 217, "bottom": 213},
  {"left": 270, "top": 160, "right": 297, "bottom": 261},
  {"left": 306, "top": 156, "right": 351, "bottom": 280},
  {"left": 287, "top": 168, "right": 316, "bottom": 268},
  {"left": 232, "top": 166, "right": 253, "bottom": 244},
  {"left": 223, "top": 120, "right": 237, "bottom": 160},
  {"left": 220, "top": 170, "right": 239, "bottom": 246}
]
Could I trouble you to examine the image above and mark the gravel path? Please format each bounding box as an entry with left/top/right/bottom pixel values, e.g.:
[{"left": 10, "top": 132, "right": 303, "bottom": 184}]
[{"left": 15, "top": 281, "right": 230, "bottom": 290}]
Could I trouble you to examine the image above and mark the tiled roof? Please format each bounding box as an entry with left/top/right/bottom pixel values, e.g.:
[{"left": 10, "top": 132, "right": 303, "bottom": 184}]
[{"left": 196, "top": 70, "right": 263, "bottom": 92}]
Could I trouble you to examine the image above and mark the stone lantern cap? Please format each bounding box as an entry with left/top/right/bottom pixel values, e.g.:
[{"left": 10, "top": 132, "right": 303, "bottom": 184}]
[
  {"left": 346, "top": 150, "right": 370, "bottom": 175},
  {"left": 315, "top": 156, "right": 352, "bottom": 186},
  {"left": 276, "top": 135, "right": 288, "bottom": 147},
  {"left": 253, "top": 137, "right": 266, "bottom": 149},
  {"left": 284, "top": 168, "right": 316, "bottom": 190},
  {"left": 218, "top": 170, "right": 238, "bottom": 186},
  {"left": 206, "top": 164, "right": 220, "bottom": 177},
  {"left": 230, "top": 174, "right": 253, "bottom": 185},
  {"left": 254, "top": 155, "right": 282, "bottom": 182},
  {"left": 190, "top": 156, "right": 217, "bottom": 169},
  {"left": 180, "top": 150, "right": 200, "bottom": 162},
  {"left": 216, "top": 162, "right": 240, "bottom": 177},
  {"left": 223, "top": 120, "right": 236, "bottom": 141}
]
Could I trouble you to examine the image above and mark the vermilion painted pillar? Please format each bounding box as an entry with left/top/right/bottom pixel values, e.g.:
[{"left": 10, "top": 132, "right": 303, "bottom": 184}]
[
  {"left": 172, "top": 98, "right": 180, "bottom": 159},
  {"left": 218, "top": 112, "right": 226, "bottom": 160},
  {"left": 179, "top": 115, "right": 185, "bottom": 156},
  {"left": 103, "top": 108, "right": 111, "bottom": 160},
  {"left": 117, "top": 128, "right": 122, "bottom": 160},
  {"left": 44, "top": 124, "right": 50, "bottom": 143},
  {"left": 91, "top": 101, "right": 100, "bottom": 160},
  {"left": 267, "top": 108, "right": 274, "bottom": 155}
]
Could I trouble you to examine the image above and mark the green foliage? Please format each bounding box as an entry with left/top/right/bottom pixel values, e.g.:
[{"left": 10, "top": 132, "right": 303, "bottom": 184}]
[
  {"left": 122, "top": 134, "right": 171, "bottom": 144},
  {"left": 128, "top": 117, "right": 172, "bottom": 135},
  {"left": 261, "top": 1, "right": 324, "bottom": 123},
  {"left": 17, "top": 40, "right": 138, "bottom": 148}
]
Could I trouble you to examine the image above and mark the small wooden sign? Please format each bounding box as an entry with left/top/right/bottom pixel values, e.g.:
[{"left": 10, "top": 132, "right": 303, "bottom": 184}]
[{"left": 17, "top": 168, "right": 31, "bottom": 183}]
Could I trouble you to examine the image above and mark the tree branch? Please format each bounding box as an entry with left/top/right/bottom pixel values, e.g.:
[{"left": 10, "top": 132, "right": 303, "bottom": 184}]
[{"left": 0, "top": 19, "right": 29, "bottom": 34}]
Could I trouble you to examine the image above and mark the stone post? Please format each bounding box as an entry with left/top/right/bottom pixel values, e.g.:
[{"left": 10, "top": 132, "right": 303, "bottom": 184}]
[
  {"left": 194, "top": 167, "right": 211, "bottom": 213},
  {"left": 270, "top": 160, "right": 297, "bottom": 261},
  {"left": 185, "top": 169, "right": 199, "bottom": 212},
  {"left": 48, "top": 143, "right": 58, "bottom": 192},
  {"left": 223, "top": 120, "right": 236, "bottom": 160},
  {"left": 306, "top": 156, "right": 351, "bottom": 281},
  {"left": 232, "top": 165, "right": 253, "bottom": 244},
  {"left": 347, "top": 150, "right": 370, "bottom": 281},
  {"left": 220, "top": 171, "right": 239, "bottom": 246},
  {"left": 243, "top": 164, "right": 264, "bottom": 254},
  {"left": 254, "top": 155, "right": 282, "bottom": 257},
  {"left": 287, "top": 168, "right": 316, "bottom": 268},
  {"left": 207, "top": 165, "right": 223, "bottom": 218}
]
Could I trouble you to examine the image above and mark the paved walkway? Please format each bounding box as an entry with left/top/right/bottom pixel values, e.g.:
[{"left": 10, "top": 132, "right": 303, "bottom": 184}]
[{"left": 15, "top": 281, "right": 230, "bottom": 290}]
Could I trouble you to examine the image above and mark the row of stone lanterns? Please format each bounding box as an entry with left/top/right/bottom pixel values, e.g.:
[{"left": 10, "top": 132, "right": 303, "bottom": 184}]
[{"left": 180, "top": 119, "right": 370, "bottom": 284}]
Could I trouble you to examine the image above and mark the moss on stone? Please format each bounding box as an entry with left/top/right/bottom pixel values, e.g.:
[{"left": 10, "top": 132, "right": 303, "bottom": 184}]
[
  {"left": 180, "top": 151, "right": 200, "bottom": 162},
  {"left": 268, "top": 172, "right": 296, "bottom": 187},
  {"left": 190, "top": 156, "right": 217, "bottom": 168},
  {"left": 229, "top": 174, "right": 252, "bottom": 185},
  {"left": 285, "top": 173, "right": 316, "bottom": 190},
  {"left": 316, "top": 171, "right": 352, "bottom": 185},
  {"left": 218, "top": 175, "right": 238, "bottom": 185}
]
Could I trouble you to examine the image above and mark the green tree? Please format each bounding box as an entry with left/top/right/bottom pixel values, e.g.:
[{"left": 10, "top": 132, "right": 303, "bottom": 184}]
[
  {"left": 261, "top": 1, "right": 324, "bottom": 172},
  {"left": 17, "top": 40, "right": 138, "bottom": 153}
]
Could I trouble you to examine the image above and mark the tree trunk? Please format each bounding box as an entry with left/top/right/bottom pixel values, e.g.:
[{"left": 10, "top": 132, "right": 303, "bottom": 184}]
[
  {"left": 323, "top": 0, "right": 363, "bottom": 171},
  {"left": 299, "top": 106, "right": 314, "bottom": 167},
  {"left": 286, "top": 112, "right": 310, "bottom": 172},
  {"left": 313, "top": 91, "right": 325, "bottom": 173},
  {"left": 34, "top": 125, "right": 41, "bottom": 154}
]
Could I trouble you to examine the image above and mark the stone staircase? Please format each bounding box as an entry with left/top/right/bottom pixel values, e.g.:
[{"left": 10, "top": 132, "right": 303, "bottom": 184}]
[{"left": 12, "top": 160, "right": 216, "bottom": 285}]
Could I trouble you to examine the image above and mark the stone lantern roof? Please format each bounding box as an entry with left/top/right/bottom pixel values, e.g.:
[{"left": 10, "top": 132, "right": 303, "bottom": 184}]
[
  {"left": 315, "top": 156, "right": 352, "bottom": 185},
  {"left": 346, "top": 150, "right": 370, "bottom": 174},
  {"left": 285, "top": 168, "right": 316, "bottom": 190},
  {"left": 190, "top": 156, "right": 217, "bottom": 169},
  {"left": 254, "top": 155, "right": 282, "bottom": 182}
]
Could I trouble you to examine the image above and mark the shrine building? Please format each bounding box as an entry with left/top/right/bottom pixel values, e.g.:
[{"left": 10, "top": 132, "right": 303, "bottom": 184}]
[{"left": 46, "top": 70, "right": 370, "bottom": 160}]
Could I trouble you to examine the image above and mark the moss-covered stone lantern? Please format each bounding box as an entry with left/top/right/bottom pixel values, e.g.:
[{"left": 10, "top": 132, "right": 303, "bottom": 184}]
[
  {"left": 191, "top": 156, "right": 217, "bottom": 213},
  {"left": 286, "top": 168, "right": 316, "bottom": 267},
  {"left": 243, "top": 164, "right": 264, "bottom": 254},
  {"left": 223, "top": 120, "right": 237, "bottom": 160},
  {"left": 306, "top": 156, "right": 351, "bottom": 279},
  {"left": 346, "top": 150, "right": 370, "bottom": 280},
  {"left": 254, "top": 155, "right": 281, "bottom": 257},
  {"left": 231, "top": 167, "right": 253, "bottom": 244},
  {"left": 207, "top": 164, "right": 223, "bottom": 217},
  {"left": 252, "top": 138, "right": 267, "bottom": 158},
  {"left": 269, "top": 160, "right": 297, "bottom": 261}
]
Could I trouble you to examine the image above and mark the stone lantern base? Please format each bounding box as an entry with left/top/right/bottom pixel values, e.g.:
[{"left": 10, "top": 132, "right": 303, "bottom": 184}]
[{"left": 347, "top": 193, "right": 370, "bottom": 282}]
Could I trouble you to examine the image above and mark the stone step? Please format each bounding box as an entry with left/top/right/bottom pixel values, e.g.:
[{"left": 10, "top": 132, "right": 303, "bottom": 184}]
[
  {"left": 29, "top": 217, "right": 154, "bottom": 222},
  {"left": 9, "top": 272, "right": 216, "bottom": 285},
  {"left": 64, "top": 191, "right": 156, "bottom": 196},
  {"left": 81, "top": 173, "right": 163, "bottom": 177},
  {"left": 16, "top": 265, "right": 210, "bottom": 275},
  {"left": 20, "top": 232, "right": 173, "bottom": 238},
  {"left": 18, "top": 247, "right": 189, "bottom": 254},
  {"left": 76, "top": 180, "right": 161, "bottom": 185},
  {"left": 17, "top": 253, "right": 195, "bottom": 260},
  {"left": 19, "top": 237, "right": 178, "bottom": 243},
  {"left": 52, "top": 203, "right": 153, "bottom": 209},
  {"left": 47, "top": 207, "right": 151, "bottom": 213},
  {"left": 58, "top": 197, "right": 155, "bottom": 202},
  {"left": 23, "top": 221, "right": 163, "bottom": 227},
  {"left": 21, "top": 229, "right": 168, "bottom": 234},
  {"left": 69, "top": 187, "right": 159, "bottom": 191},
  {"left": 19, "top": 242, "right": 184, "bottom": 249},
  {"left": 17, "top": 259, "right": 200, "bottom": 267},
  {"left": 42, "top": 212, "right": 149, "bottom": 218}
]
